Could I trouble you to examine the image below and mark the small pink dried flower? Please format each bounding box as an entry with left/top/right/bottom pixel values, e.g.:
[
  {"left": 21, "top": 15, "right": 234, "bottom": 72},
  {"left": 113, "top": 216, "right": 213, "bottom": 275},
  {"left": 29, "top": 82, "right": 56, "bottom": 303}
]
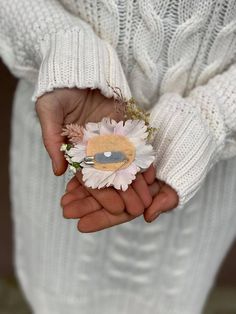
[{"left": 61, "top": 124, "right": 84, "bottom": 144}]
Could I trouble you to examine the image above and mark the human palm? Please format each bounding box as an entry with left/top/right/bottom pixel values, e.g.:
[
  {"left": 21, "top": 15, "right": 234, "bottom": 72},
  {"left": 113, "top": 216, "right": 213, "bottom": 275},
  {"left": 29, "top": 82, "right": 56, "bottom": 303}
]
[{"left": 36, "top": 88, "right": 123, "bottom": 175}]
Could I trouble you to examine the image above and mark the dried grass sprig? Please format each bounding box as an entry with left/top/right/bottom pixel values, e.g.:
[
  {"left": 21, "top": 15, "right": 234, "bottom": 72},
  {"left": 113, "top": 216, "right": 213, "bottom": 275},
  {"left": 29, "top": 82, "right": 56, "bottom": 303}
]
[{"left": 107, "top": 82, "right": 157, "bottom": 141}]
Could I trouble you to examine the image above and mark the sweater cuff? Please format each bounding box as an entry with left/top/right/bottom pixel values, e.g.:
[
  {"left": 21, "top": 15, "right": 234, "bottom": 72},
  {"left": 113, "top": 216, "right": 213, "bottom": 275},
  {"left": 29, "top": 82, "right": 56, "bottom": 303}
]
[
  {"left": 149, "top": 93, "right": 225, "bottom": 208},
  {"left": 32, "top": 28, "right": 131, "bottom": 101}
]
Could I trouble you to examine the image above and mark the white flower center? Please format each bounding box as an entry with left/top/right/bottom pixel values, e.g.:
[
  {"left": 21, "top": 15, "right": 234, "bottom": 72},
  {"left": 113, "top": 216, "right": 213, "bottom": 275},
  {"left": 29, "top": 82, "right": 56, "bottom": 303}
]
[{"left": 104, "top": 151, "right": 112, "bottom": 157}]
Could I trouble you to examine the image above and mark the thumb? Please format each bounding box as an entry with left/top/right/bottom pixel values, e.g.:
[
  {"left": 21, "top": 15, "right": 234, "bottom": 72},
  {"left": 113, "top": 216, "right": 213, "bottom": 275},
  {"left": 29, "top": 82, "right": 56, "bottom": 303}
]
[{"left": 36, "top": 101, "right": 67, "bottom": 176}]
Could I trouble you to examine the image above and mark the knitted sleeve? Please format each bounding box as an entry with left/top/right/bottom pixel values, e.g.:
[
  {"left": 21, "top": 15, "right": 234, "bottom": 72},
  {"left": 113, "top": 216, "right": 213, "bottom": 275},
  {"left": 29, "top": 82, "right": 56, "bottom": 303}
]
[
  {"left": 150, "top": 63, "right": 236, "bottom": 208},
  {"left": 0, "top": 0, "right": 131, "bottom": 101}
]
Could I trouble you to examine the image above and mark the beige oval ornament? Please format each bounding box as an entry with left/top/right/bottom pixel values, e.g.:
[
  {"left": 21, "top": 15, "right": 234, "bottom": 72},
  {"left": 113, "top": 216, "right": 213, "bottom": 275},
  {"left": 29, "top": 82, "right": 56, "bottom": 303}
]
[{"left": 86, "top": 134, "right": 135, "bottom": 171}]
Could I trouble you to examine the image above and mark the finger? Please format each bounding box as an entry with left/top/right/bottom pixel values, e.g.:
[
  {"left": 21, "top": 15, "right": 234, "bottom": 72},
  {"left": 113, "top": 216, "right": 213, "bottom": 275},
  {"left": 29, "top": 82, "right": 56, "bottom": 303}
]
[
  {"left": 63, "top": 197, "right": 102, "bottom": 219},
  {"left": 61, "top": 186, "right": 90, "bottom": 207},
  {"left": 78, "top": 209, "right": 135, "bottom": 233},
  {"left": 142, "top": 164, "right": 156, "bottom": 184},
  {"left": 143, "top": 184, "right": 179, "bottom": 223},
  {"left": 76, "top": 172, "right": 125, "bottom": 214},
  {"left": 131, "top": 173, "right": 152, "bottom": 207},
  {"left": 118, "top": 186, "right": 145, "bottom": 216},
  {"left": 148, "top": 180, "right": 161, "bottom": 197},
  {"left": 36, "top": 99, "right": 67, "bottom": 176},
  {"left": 66, "top": 176, "right": 82, "bottom": 192}
]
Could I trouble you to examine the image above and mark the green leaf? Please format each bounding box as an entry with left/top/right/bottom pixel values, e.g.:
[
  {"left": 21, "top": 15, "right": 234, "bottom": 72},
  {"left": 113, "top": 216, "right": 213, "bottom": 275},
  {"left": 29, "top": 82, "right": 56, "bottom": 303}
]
[
  {"left": 72, "top": 162, "right": 81, "bottom": 169},
  {"left": 66, "top": 143, "right": 73, "bottom": 150}
]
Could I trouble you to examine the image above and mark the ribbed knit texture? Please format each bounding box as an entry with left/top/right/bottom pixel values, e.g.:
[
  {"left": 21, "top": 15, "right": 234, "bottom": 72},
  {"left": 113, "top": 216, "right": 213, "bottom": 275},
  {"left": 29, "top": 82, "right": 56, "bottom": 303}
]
[{"left": 1, "top": 0, "right": 236, "bottom": 313}]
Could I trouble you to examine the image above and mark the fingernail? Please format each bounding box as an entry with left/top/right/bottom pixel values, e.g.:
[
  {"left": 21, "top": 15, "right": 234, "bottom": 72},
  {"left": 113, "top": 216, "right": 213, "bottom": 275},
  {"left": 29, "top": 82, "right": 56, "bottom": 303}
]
[{"left": 148, "top": 212, "right": 160, "bottom": 223}]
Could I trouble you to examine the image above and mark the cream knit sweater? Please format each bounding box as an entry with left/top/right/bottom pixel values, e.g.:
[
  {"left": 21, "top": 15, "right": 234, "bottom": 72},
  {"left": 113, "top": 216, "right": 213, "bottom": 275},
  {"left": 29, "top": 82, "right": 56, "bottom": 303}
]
[{"left": 1, "top": 1, "right": 236, "bottom": 314}]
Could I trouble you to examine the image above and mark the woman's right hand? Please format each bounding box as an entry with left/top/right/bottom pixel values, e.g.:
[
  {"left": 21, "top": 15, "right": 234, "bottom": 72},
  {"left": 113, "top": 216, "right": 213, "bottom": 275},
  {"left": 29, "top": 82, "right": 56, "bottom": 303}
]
[{"left": 61, "top": 165, "right": 158, "bottom": 232}]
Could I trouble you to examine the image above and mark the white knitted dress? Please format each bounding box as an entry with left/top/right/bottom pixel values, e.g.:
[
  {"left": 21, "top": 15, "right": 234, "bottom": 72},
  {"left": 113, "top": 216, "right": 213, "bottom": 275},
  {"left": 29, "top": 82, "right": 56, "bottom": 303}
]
[{"left": 1, "top": 1, "right": 236, "bottom": 313}]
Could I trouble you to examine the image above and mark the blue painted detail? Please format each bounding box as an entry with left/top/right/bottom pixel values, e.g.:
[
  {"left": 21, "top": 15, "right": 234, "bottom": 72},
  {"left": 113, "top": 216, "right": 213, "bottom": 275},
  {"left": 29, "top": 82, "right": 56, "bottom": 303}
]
[{"left": 94, "top": 151, "right": 127, "bottom": 164}]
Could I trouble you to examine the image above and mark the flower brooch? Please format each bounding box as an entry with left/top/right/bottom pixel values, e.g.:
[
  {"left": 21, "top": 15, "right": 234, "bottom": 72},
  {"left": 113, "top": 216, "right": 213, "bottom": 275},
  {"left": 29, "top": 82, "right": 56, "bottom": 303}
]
[{"left": 61, "top": 95, "right": 156, "bottom": 191}]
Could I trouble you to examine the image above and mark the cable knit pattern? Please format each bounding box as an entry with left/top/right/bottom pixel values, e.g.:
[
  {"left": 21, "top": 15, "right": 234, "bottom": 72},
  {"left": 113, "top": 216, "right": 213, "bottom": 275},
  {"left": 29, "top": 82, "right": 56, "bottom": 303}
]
[{"left": 1, "top": 1, "right": 236, "bottom": 313}]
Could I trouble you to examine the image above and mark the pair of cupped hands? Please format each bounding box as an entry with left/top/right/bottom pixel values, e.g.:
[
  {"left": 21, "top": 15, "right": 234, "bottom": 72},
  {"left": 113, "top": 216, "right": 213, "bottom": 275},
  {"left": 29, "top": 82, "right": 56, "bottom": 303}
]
[{"left": 36, "top": 88, "right": 179, "bottom": 232}]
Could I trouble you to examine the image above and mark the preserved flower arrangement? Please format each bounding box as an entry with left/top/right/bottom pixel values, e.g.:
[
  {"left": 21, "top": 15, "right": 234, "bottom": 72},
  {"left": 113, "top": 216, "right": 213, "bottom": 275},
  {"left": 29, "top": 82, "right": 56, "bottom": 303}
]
[{"left": 61, "top": 91, "right": 156, "bottom": 191}]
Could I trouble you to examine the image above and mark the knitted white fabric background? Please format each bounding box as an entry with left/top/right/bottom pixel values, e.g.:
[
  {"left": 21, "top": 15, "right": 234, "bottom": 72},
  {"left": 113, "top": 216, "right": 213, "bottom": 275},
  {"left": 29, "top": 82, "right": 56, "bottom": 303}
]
[{"left": 1, "top": 0, "right": 236, "bottom": 313}]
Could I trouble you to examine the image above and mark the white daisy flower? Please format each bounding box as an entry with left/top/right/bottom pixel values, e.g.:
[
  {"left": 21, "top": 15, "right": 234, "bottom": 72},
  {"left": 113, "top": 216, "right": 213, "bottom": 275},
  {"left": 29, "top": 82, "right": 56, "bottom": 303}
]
[
  {"left": 68, "top": 118, "right": 155, "bottom": 191},
  {"left": 60, "top": 143, "right": 68, "bottom": 151}
]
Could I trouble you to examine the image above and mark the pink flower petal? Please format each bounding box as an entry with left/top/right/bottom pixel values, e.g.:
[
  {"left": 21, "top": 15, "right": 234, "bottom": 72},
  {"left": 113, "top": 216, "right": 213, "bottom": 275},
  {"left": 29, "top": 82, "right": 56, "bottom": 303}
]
[{"left": 114, "top": 121, "right": 125, "bottom": 135}]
